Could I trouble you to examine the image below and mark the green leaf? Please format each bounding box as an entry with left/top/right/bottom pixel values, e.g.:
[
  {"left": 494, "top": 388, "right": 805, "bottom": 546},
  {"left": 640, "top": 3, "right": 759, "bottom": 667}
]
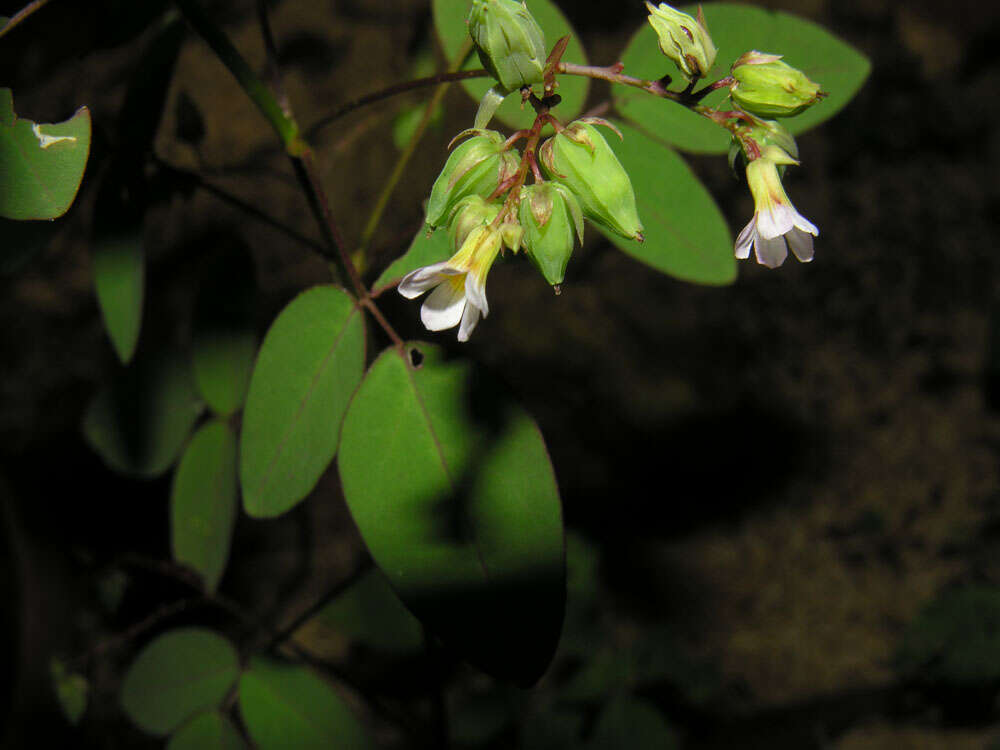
[
  {"left": 50, "top": 658, "right": 88, "bottom": 725},
  {"left": 602, "top": 121, "right": 734, "bottom": 285},
  {"left": 238, "top": 658, "right": 371, "bottom": 750},
  {"left": 92, "top": 175, "right": 145, "bottom": 364},
  {"left": 82, "top": 350, "right": 204, "bottom": 478},
  {"left": 587, "top": 696, "right": 679, "bottom": 750},
  {"left": 0, "top": 216, "right": 60, "bottom": 274},
  {"left": 0, "top": 88, "right": 91, "bottom": 219},
  {"left": 192, "top": 245, "right": 258, "bottom": 416},
  {"left": 433, "top": 0, "right": 589, "bottom": 129},
  {"left": 614, "top": 3, "right": 871, "bottom": 153},
  {"left": 168, "top": 712, "right": 247, "bottom": 750},
  {"left": 309, "top": 568, "right": 423, "bottom": 653},
  {"left": 170, "top": 420, "right": 238, "bottom": 593},
  {"left": 240, "top": 286, "right": 365, "bottom": 518},
  {"left": 372, "top": 225, "right": 451, "bottom": 294},
  {"left": 121, "top": 628, "right": 239, "bottom": 736},
  {"left": 338, "top": 344, "right": 565, "bottom": 685}
]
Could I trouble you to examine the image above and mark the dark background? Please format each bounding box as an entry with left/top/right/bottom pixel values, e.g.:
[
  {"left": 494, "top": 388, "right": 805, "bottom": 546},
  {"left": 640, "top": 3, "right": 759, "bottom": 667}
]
[{"left": 2, "top": 0, "right": 1000, "bottom": 747}]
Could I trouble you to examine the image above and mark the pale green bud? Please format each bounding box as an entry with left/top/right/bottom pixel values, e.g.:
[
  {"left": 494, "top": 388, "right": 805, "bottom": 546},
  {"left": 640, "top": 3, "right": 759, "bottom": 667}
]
[
  {"left": 425, "top": 130, "right": 519, "bottom": 229},
  {"left": 540, "top": 120, "right": 644, "bottom": 242},
  {"left": 448, "top": 195, "right": 502, "bottom": 252},
  {"left": 645, "top": 2, "right": 717, "bottom": 81},
  {"left": 730, "top": 51, "right": 824, "bottom": 118},
  {"left": 468, "top": 0, "right": 547, "bottom": 92},
  {"left": 519, "top": 183, "right": 584, "bottom": 286}
]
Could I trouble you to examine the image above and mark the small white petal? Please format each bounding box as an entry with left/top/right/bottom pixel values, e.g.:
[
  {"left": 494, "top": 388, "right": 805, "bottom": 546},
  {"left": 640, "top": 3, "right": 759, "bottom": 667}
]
[
  {"left": 786, "top": 227, "right": 814, "bottom": 262},
  {"left": 755, "top": 234, "right": 788, "bottom": 268},
  {"left": 756, "top": 203, "right": 795, "bottom": 240},
  {"left": 791, "top": 209, "right": 819, "bottom": 237},
  {"left": 398, "top": 262, "right": 455, "bottom": 299},
  {"left": 465, "top": 273, "right": 489, "bottom": 318},
  {"left": 735, "top": 219, "right": 756, "bottom": 260},
  {"left": 420, "top": 277, "right": 467, "bottom": 331},
  {"left": 457, "top": 300, "right": 482, "bottom": 342}
]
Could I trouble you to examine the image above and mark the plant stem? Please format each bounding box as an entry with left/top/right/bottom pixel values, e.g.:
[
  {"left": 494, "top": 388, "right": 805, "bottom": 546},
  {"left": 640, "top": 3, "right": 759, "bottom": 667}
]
[
  {"left": 0, "top": 0, "right": 54, "bottom": 41},
  {"left": 306, "top": 69, "right": 490, "bottom": 140},
  {"left": 356, "top": 40, "right": 475, "bottom": 264}
]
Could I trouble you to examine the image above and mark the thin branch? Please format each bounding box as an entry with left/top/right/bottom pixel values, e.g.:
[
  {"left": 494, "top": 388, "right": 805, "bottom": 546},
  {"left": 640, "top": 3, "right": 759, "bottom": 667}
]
[
  {"left": 305, "top": 69, "right": 489, "bottom": 141},
  {"left": 153, "top": 156, "right": 327, "bottom": 254},
  {"left": 356, "top": 39, "right": 474, "bottom": 266},
  {"left": 266, "top": 555, "right": 373, "bottom": 650},
  {"left": 0, "top": 0, "right": 55, "bottom": 41}
]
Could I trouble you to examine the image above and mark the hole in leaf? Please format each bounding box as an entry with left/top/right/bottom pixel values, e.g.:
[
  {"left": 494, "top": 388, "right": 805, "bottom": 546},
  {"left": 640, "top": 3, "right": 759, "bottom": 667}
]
[{"left": 409, "top": 347, "right": 424, "bottom": 368}]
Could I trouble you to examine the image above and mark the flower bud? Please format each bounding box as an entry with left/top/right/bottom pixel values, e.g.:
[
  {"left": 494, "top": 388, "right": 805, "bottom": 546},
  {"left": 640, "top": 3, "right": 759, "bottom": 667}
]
[
  {"left": 540, "top": 120, "right": 643, "bottom": 241},
  {"left": 519, "top": 182, "right": 584, "bottom": 286},
  {"left": 645, "top": 2, "right": 717, "bottom": 81},
  {"left": 468, "top": 0, "right": 547, "bottom": 92},
  {"left": 449, "top": 195, "right": 502, "bottom": 251},
  {"left": 730, "top": 52, "right": 824, "bottom": 118},
  {"left": 425, "top": 130, "right": 519, "bottom": 229}
]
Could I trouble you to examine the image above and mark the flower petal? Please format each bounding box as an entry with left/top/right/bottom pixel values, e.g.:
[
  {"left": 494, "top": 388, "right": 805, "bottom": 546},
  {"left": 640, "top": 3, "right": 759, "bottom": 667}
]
[
  {"left": 398, "top": 262, "right": 460, "bottom": 299},
  {"left": 735, "top": 219, "right": 756, "bottom": 260},
  {"left": 786, "top": 227, "right": 814, "bottom": 262},
  {"left": 791, "top": 209, "right": 819, "bottom": 237},
  {"left": 755, "top": 202, "right": 794, "bottom": 240},
  {"left": 754, "top": 234, "right": 788, "bottom": 268},
  {"left": 457, "top": 299, "right": 482, "bottom": 342},
  {"left": 420, "top": 275, "right": 467, "bottom": 331},
  {"left": 465, "top": 272, "right": 489, "bottom": 318}
]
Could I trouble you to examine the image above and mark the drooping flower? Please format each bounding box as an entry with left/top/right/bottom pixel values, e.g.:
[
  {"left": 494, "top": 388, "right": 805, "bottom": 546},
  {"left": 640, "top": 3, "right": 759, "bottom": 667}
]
[
  {"left": 735, "top": 145, "right": 818, "bottom": 268},
  {"left": 398, "top": 219, "right": 504, "bottom": 342}
]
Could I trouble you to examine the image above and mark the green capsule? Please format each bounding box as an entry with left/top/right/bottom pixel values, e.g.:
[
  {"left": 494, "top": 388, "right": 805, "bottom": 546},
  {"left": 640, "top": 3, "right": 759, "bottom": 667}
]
[
  {"left": 425, "top": 130, "right": 519, "bottom": 229},
  {"left": 730, "top": 51, "right": 824, "bottom": 118},
  {"left": 645, "top": 2, "right": 717, "bottom": 81},
  {"left": 448, "top": 195, "right": 502, "bottom": 251},
  {"left": 519, "top": 182, "right": 584, "bottom": 286},
  {"left": 540, "top": 120, "right": 643, "bottom": 242},
  {"left": 468, "top": 0, "right": 547, "bottom": 92}
]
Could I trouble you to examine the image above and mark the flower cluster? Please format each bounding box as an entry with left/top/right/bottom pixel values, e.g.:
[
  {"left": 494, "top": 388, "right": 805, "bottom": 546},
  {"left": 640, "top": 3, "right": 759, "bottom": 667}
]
[{"left": 399, "top": 0, "right": 831, "bottom": 341}]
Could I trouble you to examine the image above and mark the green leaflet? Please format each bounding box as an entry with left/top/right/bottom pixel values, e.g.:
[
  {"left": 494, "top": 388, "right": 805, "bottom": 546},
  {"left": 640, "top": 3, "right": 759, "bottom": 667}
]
[
  {"left": 0, "top": 88, "right": 91, "bottom": 220},
  {"left": 338, "top": 343, "right": 564, "bottom": 685}
]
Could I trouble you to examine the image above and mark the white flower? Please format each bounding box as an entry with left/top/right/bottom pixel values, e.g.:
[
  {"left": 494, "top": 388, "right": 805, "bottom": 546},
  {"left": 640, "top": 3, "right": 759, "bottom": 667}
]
[
  {"left": 735, "top": 147, "right": 818, "bottom": 269},
  {"left": 398, "top": 225, "right": 502, "bottom": 342}
]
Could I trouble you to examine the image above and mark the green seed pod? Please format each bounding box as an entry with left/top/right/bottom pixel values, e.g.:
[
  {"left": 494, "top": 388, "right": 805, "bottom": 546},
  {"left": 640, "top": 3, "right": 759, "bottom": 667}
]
[
  {"left": 540, "top": 120, "right": 644, "bottom": 242},
  {"left": 468, "top": 0, "right": 547, "bottom": 92},
  {"left": 519, "top": 182, "right": 584, "bottom": 286},
  {"left": 730, "top": 51, "right": 824, "bottom": 118},
  {"left": 645, "top": 2, "right": 717, "bottom": 81},
  {"left": 425, "top": 130, "right": 520, "bottom": 229}
]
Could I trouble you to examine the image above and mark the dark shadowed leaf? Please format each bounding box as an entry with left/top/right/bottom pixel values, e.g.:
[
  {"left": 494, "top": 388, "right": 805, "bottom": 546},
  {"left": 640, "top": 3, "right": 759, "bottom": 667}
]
[
  {"left": 240, "top": 286, "right": 365, "bottom": 518},
  {"left": 588, "top": 696, "right": 679, "bottom": 750},
  {"left": 0, "top": 88, "right": 91, "bottom": 219},
  {"left": 170, "top": 420, "right": 238, "bottom": 593},
  {"left": 50, "top": 658, "right": 88, "bottom": 725},
  {"left": 192, "top": 244, "right": 258, "bottom": 416},
  {"left": 338, "top": 343, "right": 564, "bottom": 685},
  {"left": 433, "top": 0, "right": 589, "bottom": 129},
  {"left": 238, "top": 658, "right": 371, "bottom": 750},
  {"left": 82, "top": 350, "right": 204, "bottom": 477},
  {"left": 167, "top": 712, "right": 247, "bottom": 750},
  {"left": 307, "top": 568, "right": 423, "bottom": 653},
  {"left": 92, "top": 173, "right": 145, "bottom": 364},
  {"left": 372, "top": 225, "right": 451, "bottom": 295},
  {"left": 614, "top": 3, "right": 871, "bottom": 153},
  {"left": 121, "top": 628, "right": 239, "bottom": 736},
  {"left": 601, "top": 121, "right": 734, "bottom": 284}
]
